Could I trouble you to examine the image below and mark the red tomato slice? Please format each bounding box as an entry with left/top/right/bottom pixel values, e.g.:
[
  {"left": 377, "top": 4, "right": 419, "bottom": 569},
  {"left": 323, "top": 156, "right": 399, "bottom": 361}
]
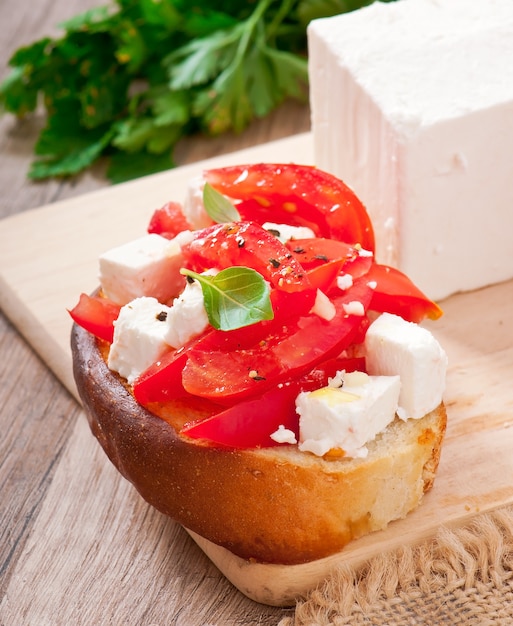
[
  {"left": 286, "top": 238, "right": 359, "bottom": 270},
  {"left": 367, "top": 264, "right": 443, "bottom": 323},
  {"left": 182, "top": 220, "right": 313, "bottom": 294},
  {"left": 181, "top": 380, "right": 303, "bottom": 448},
  {"left": 181, "top": 356, "right": 367, "bottom": 448},
  {"left": 285, "top": 237, "right": 373, "bottom": 292},
  {"left": 147, "top": 201, "right": 192, "bottom": 239},
  {"left": 133, "top": 326, "right": 217, "bottom": 405},
  {"left": 133, "top": 347, "right": 190, "bottom": 405},
  {"left": 204, "top": 163, "right": 375, "bottom": 251},
  {"left": 181, "top": 278, "right": 373, "bottom": 403},
  {"left": 68, "top": 293, "right": 121, "bottom": 343}
]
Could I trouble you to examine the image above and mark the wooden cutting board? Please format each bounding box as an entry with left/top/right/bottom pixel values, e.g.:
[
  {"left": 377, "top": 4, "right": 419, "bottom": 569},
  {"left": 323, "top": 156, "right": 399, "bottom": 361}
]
[{"left": 1, "top": 132, "right": 513, "bottom": 607}]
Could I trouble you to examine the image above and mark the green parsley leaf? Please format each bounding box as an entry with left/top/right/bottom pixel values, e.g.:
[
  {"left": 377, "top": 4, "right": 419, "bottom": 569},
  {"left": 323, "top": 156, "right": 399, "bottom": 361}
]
[
  {"left": 0, "top": 0, "right": 379, "bottom": 182},
  {"left": 202, "top": 182, "right": 241, "bottom": 223},
  {"left": 58, "top": 6, "right": 113, "bottom": 32},
  {"left": 181, "top": 267, "right": 274, "bottom": 331},
  {"left": 28, "top": 99, "right": 114, "bottom": 178},
  {"left": 151, "top": 89, "right": 190, "bottom": 126},
  {"left": 139, "top": 0, "right": 182, "bottom": 31},
  {"left": 165, "top": 27, "right": 240, "bottom": 90}
]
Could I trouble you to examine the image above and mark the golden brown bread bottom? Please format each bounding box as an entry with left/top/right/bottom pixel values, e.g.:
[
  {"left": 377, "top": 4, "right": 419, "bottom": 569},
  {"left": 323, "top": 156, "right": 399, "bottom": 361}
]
[{"left": 71, "top": 321, "right": 447, "bottom": 565}]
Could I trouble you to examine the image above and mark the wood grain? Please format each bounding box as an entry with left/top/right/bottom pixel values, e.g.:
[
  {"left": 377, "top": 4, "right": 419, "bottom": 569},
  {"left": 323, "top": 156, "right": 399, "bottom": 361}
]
[
  {"left": 1, "top": 128, "right": 513, "bottom": 612},
  {"left": 0, "top": 0, "right": 309, "bottom": 622}
]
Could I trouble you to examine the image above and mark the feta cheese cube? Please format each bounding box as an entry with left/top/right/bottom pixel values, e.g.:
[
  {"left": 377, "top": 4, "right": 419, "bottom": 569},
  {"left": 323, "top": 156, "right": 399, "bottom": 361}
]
[
  {"left": 164, "top": 279, "right": 209, "bottom": 348},
  {"left": 297, "top": 371, "right": 400, "bottom": 458},
  {"left": 364, "top": 313, "right": 447, "bottom": 420},
  {"left": 108, "top": 297, "right": 172, "bottom": 384},
  {"left": 99, "top": 232, "right": 193, "bottom": 305},
  {"left": 308, "top": 0, "right": 513, "bottom": 300},
  {"left": 182, "top": 175, "right": 213, "bottom": 229}
]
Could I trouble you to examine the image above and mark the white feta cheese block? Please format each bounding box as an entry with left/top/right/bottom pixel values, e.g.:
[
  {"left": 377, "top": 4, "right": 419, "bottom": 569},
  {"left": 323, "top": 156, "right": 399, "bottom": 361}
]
[
  {"left": 108, "top": 297, "right": 172, "bottom": 385},
  {"left": 99, "top": 232, "right": 193, "bottom": 306},
  {"left": 297, "top": 371, "right": 400, "bottom": 458},
  {"left": 164, "top": 279, "right": 209, "bottom": 348},
  {"left": 308, "top": 0, "right": 513, "bottom": 300},
  {"left": 262, "top": 222, "right": 315, "bottom": 243},
  {"left": 364, "top": 313, "right": 448, "bottom": 420}
]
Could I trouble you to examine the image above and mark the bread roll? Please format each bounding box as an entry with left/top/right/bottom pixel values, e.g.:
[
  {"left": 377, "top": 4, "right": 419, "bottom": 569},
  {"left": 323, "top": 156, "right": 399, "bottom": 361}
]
[{"left": 71, "top": 321, "right": 446, "bottom": 565}]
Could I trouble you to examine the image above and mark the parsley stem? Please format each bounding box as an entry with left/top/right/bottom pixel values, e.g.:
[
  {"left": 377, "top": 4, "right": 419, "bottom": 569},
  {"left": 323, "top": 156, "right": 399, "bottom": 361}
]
[
  {"left": 234, "top": 0, "right": 273, "bottom": 65},
  {"left": 266, "top": 0, "right": 297, "bottom": 44}
]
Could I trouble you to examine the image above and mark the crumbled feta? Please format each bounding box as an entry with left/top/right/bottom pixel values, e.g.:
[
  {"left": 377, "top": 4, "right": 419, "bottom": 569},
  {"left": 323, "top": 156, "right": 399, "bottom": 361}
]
[
  {"left": 270, "top": 425, "right": 298, "bottom": 445},
  {"left": 99, "top": 232, "right": 194, "bottom": 306},
  {"left": 327, "top": 370, "right": 345, "bottom": 388},
  {"left": 310, "top": 289, "right": 336, "bottom": 321},
  {"left": 108, "top": 297, "right": 172, "bottom": 384},
  {"left": 297, "top": 371, "right": 400, "bottom": 458},
  {"left": 336, "top": 273, "right": 353, "bottom": 291},
  {"left": 262, "top": 222, "right": 316, "bottom": 243},
  {"left": 342, "top": 300, "right": 365, "bottom": 316},
  {"left": 357, "top": 247, "right": 373, "bottom": 258},
  {"left": 364, "top": 313, "right": 448, "bottom": 419},
  {"left": 164, "top": 279, "right": 209, "bottom": 348}
]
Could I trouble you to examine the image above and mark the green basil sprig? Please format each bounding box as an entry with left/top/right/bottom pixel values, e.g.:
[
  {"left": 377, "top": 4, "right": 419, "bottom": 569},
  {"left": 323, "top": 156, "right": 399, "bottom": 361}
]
[
  {"left": 181, "top": 267, "right": 273, "bottom": 331},
  {"left": 202, "top": 182, "right": 241, "bottom": 223}
]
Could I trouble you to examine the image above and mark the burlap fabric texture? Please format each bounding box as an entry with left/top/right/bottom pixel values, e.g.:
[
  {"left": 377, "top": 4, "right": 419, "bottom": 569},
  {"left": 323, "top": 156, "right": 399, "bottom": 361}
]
[{"left": 279, "top": 506, "right": 513, "bottom": 626}]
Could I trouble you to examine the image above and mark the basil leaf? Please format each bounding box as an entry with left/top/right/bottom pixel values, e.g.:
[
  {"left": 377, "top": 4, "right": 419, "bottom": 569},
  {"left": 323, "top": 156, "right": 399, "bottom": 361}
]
[
  {"left": 181, "top": 267, "right": 273, "bottom": 331},
  {"left": 202, "top": 182, "right": 241, "bottom": 223}
]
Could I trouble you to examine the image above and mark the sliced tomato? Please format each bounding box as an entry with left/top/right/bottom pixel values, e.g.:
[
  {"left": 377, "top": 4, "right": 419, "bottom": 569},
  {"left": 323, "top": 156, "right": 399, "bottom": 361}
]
[
  {"left": 204, "top": 163, "right": 375, "bottom": 251},
  {"left": 181, "top": 380, "right": 303, "bottom": 448},
  {"left": 133, "top": 324, "right": 217, "bottom": 405},
  {"left": 286, "top": 238, "right": 359, "bottom": 270},
  {"left": 147, "top": 201, "right": 192, "bottom": 239},
  {"left": 286, "top": 237, "right": 373, "bottom": 292},
  {"left": 181, "top": 355, "right": 367, "bottom": 448},
  {"left": 181, "top": 278, "right": 373, "bottom": 404},
  {"left": 182, "top": 220, "right": 313, "bottom": 295},
  {"left": 68, "top": 293, "right": 121, "bottom": 343},
  {"left": 367, "top": 264, "right": 443, "bottom": 323},
  {"left": 133, "top": 347, "right": 190, "bottom": 405}
]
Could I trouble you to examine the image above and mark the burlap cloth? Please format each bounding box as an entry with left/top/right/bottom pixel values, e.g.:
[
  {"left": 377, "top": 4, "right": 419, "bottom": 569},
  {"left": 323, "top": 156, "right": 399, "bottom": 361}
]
[{"left": 278, "top": 506, "right": 513, "bottom": 625}]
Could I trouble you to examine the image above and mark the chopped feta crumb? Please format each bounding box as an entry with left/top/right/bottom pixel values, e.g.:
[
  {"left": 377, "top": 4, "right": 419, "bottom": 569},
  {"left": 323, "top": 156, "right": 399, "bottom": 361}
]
[
  {"left": 108, "top": 297, "right": 172, "bottom": 384},
  {"left": 182, "top": 176, "right": 213, "bottom": 229},
  {"left": 164, "top": 279, "right": 209, "bottom": 348},
  {"left": 262, "top": 222, "right": 316, "bottom": 243},
  {"left": 99, "top": 232, "right": 193, "bottom": 306},
  {"left": 297, "top": 372, "right": 400, "bottom": 458},
  {"left": 336, "top": 273, "right": 353, "bottom": 290},
  {"left": 342, "top": 300, "right": 365, "bottom": 316},
  {"left": 270, "top": 425, "right": 298, "bottom": 445},
  {"left": 364, "top": 313, "right": 448, "bottom": 419},
  {"left": 311, "top": 289, "right": 336, "bottom": 320}
]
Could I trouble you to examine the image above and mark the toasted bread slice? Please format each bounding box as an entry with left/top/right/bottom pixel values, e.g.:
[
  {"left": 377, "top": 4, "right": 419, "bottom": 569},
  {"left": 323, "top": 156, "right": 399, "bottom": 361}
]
[{"left": 71, "top": 321, "right": 446, "bottom": 565}]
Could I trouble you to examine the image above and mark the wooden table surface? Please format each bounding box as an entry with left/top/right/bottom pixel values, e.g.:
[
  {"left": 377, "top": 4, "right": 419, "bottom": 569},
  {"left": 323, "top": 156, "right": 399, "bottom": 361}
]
[{"left": 0, "top": 1, "right": 309, "bottom": 623}]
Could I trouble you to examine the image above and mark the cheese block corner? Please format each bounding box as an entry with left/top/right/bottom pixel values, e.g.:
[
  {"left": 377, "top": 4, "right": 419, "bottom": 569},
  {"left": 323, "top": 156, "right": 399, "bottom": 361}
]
[{"left": 308, "top": 0, "right": 513, "bottom": 301}]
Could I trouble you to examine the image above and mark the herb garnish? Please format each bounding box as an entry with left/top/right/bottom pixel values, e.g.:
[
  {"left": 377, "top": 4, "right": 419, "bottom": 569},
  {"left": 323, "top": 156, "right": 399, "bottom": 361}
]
[
  {"left": 180, "top": 267, "right": 273, "bottom": 331},
  {"left": 203, "top": 182, "right": 241, "bottom": 223},
  {"left": 0, "top": 0, "right": 384, "bottom": 183}
]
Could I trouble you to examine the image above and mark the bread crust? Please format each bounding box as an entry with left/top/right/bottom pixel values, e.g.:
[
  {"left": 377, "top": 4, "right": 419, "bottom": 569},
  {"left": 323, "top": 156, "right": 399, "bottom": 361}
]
[{"left": 71, "top": 321, "right": 447, "bottom": 565}]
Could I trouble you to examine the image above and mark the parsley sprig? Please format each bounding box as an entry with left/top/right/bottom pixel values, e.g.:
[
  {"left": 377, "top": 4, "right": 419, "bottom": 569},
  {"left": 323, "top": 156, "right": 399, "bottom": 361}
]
[{"left": 0, "top": 0, "right": 384, "bottom": 183}]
